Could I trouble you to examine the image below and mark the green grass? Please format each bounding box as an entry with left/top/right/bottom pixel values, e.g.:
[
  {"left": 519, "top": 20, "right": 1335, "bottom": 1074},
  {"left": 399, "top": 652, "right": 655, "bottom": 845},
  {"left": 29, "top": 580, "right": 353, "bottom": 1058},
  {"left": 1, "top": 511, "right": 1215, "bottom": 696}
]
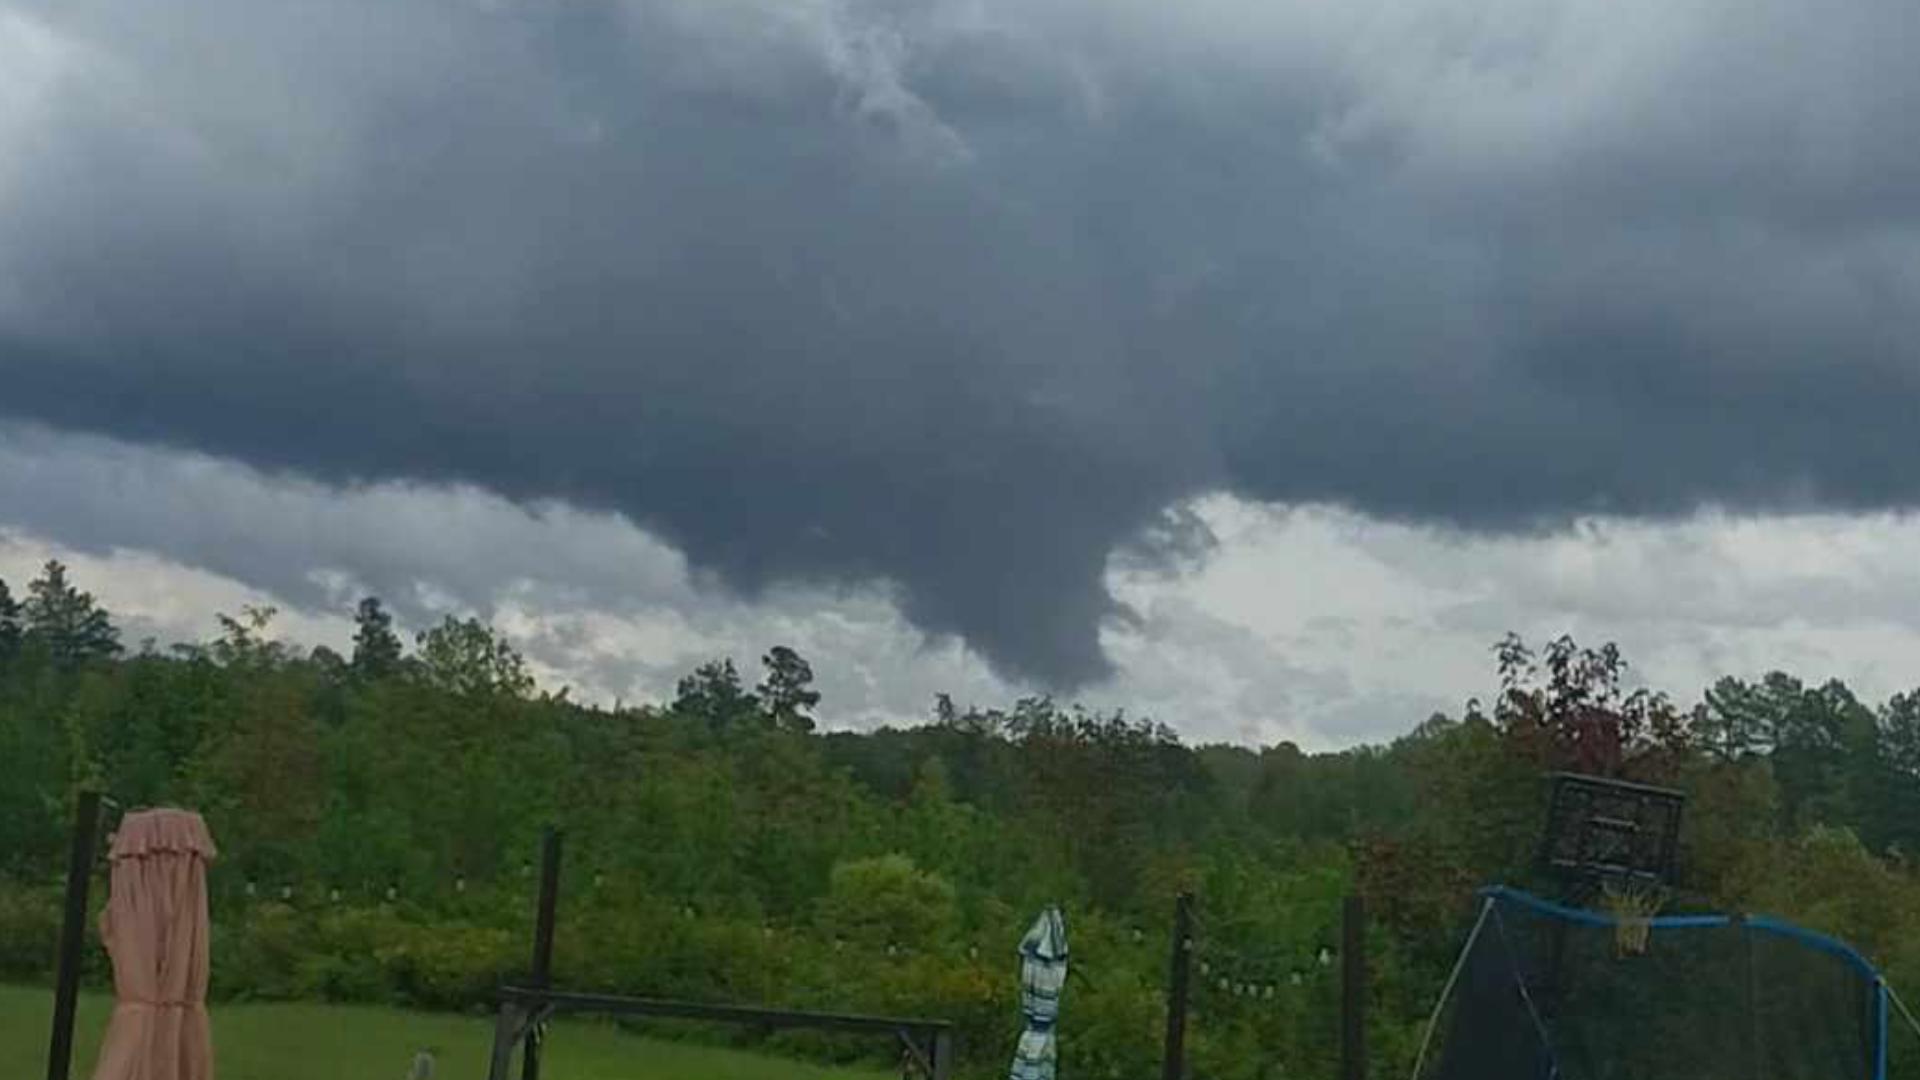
[{"left": 3, "top": 984, "right": 896, "bottom": 1080}]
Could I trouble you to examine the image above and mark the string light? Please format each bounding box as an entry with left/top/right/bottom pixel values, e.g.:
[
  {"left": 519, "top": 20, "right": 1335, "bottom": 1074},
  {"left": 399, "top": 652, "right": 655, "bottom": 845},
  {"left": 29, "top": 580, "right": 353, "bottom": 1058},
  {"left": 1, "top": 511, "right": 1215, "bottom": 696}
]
[{"left": 206, "top": 872, "right": 1345, "bottom": 983}]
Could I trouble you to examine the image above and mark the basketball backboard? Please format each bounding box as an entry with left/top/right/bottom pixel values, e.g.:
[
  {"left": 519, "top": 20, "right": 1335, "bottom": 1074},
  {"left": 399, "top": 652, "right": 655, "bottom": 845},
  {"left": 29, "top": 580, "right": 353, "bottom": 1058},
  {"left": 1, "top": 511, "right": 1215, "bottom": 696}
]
[{"left": 1538, "top": 772, "right": 1685, "bottom": 889}]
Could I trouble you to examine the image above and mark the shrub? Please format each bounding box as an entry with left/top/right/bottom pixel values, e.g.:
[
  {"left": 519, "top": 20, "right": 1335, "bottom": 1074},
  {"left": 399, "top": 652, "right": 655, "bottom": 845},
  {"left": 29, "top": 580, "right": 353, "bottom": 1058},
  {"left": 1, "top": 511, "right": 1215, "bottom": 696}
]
[{"left": 0, "top": 883, "right": 60, "bottom": 980}]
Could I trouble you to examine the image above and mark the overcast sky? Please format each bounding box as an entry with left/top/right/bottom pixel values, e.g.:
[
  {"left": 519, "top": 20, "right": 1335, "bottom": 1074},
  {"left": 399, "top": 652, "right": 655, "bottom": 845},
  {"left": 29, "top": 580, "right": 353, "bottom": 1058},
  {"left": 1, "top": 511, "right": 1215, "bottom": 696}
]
[{"left": 4, "top": 0, "right": 1920, "bottom": 748}]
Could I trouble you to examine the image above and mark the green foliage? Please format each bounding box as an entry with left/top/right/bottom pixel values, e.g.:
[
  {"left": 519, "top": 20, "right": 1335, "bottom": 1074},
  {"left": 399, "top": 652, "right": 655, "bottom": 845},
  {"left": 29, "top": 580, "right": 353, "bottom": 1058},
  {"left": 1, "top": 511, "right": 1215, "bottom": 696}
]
[
  {"left": 22, "top": 560, "right": 120, "bottom": 666},
  {"left": 0, "top": 576, "right": 21, "bottom": 661},
  {"left": 12, "top": 574, "right": 1920, "bottom": 1080},
  {"left": 1488, "top": 632, "right": 1690, "bottom": 781},
  {"left": 415, "top": 616, "right": 534, "bottom": 698},
  {"left": 674, "top": 659, "right": 760, "bottom": 733},
  {"left": 351, "top": 596, "right": 404, "bottom": 680},
  {"left": 815, "top": 854, "right": 959, "bottom": 949},
  {"left": 201, "top": 898, "right": 520, "bottom": 1008},
  {"left": 758, "top": 646, "right": 820, "bottom": 734},
  {"left": 0, "top": 884, "right": 60, "bottom": 979}
]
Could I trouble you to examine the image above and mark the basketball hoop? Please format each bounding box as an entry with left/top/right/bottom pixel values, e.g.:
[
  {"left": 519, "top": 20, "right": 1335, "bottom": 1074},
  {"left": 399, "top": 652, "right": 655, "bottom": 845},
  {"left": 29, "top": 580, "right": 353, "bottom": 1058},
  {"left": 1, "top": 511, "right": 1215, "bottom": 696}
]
[
  {"left": 1535, "top": 772, "right": 1685, "bottom": 990},
  {"left": 1597, "top": 878, "right": 1665, "bottom": 957},
  {"left": 1538, "top": 772, "right": 1685, "bottom": 901}
]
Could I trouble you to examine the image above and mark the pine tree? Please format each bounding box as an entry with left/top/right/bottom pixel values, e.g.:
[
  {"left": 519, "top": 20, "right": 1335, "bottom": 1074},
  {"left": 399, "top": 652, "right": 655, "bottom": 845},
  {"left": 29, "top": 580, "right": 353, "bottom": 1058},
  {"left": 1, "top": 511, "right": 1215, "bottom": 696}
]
[
  {"left": 674, "top": 658, "right": 761, "bottom": 731},
  {"left": 351, "top": 596, "right": 405, "bottom": 678},
  {"left": 759, "top": 645, "right": 821, "bottom": 733},
  {"left": 0, "top": 576, "right": 21, "bottom": 661},
  {"left": 23, "top": 560, "right": 120, "bottom": 665}
]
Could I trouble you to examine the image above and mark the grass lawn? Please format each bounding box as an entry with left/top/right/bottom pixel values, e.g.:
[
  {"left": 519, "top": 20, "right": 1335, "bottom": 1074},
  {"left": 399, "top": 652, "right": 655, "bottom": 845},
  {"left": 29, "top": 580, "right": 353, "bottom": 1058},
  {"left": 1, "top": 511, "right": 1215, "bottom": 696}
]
[{"left": 2, "top": 984, "right": 896, "bottom": 1080}]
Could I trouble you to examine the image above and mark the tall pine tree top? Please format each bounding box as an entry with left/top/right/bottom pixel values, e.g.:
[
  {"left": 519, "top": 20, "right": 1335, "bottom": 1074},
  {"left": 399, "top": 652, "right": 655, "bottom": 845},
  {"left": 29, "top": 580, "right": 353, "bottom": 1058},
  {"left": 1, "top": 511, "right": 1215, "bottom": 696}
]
[
  {"left": 0, "top": 576, "right": 20, "bottom": 660},
  {"left": 23, "top": 560, "right": 121, "bottom": 665},
  {"left": 351, "top": 596, "right": 405, "bottom": 678},
  {"left": 760, "top": 645, "right": 821, "bottom": 733}
]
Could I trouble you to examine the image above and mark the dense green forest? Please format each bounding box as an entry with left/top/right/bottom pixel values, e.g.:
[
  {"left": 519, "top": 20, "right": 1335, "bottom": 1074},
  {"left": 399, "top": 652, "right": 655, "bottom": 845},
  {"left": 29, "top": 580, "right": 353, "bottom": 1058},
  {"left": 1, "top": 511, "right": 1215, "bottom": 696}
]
[{"left": 5, "top": 559, "right": 1920, "bottom": 1078}]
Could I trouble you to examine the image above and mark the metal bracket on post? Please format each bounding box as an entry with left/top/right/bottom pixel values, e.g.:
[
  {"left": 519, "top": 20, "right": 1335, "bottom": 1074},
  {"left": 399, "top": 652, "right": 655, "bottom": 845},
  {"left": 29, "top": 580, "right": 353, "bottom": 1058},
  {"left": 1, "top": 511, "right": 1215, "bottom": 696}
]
[
  {"left": 487, "top": 1001, "right": 524, "bottom": 1080},
  {"left": 892, "top": 1024, "right": 955, "bottom": 1079},
  {"left": 487, "top": 999, "right": 557, "bottom": 1080},
  {"left": 896, "top": 1028, "right": 935, "bottom": 1078}
]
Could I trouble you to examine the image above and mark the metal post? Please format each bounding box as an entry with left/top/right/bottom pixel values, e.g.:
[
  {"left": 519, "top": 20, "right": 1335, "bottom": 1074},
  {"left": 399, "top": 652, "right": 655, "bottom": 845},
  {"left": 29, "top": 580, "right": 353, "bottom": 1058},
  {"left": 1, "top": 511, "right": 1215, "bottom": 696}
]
[
  {"left": 1161, "top": 891, "right": 1193, "bottom": 1080},
  {"left": 523, "top": 826, "right": 562, "bottom": 1080},
  {"left": 1342, "top": 894, "right": 1368, "bottom": 1080},
  {"left": 931, "top": 1028, "right": 954, "bottom": 1080},
  {"left": 1741, "top": 915, "right": 1762, "bottom": 1080},
  {"left": 487, "top": 1002, "right": 524, "bottom": 1080},
  {"left": 47, "top": 789, "right": 103, "bottom": 1080}
]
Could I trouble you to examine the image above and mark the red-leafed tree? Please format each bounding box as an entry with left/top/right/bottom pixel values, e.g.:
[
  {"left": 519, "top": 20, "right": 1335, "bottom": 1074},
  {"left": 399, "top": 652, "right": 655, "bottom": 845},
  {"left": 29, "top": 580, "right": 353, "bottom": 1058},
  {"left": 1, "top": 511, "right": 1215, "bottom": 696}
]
[{"left": 1486, "top": 633, "right": 1691, "bottom": 783}]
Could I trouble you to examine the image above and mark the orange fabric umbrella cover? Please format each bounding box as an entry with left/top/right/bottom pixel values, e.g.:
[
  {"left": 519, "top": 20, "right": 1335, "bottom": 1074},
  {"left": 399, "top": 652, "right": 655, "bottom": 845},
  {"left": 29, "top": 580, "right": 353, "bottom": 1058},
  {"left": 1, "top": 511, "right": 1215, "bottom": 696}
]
[{"left": 89, "top": 808, "right": 219, "bottom": 1080}]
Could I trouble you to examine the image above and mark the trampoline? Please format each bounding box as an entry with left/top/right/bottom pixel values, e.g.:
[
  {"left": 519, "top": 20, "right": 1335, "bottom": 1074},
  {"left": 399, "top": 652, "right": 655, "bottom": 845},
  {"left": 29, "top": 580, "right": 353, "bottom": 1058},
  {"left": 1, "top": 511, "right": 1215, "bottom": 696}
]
[{"left": 1413, "top": 886, "right": 1920, "bottom": 1080}]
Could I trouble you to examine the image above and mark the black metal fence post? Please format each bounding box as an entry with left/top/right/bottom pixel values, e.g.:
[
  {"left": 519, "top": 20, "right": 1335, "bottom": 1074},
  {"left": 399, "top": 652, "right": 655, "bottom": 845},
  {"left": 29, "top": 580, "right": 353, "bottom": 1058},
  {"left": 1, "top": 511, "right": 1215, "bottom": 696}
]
[
  {"left": 930, "top": 1028, "right": 954, "bottom": 1080},
  {"left": 1161, "top": 891, "right": 1193, "bottom": 1080},
  {"left": 1342, "top": 894, "right": 1368, "bottom": 1080},
  {"left": 523, "top": 826, "right": 562, "bottom": 1080},
  {"left": 47, "top": 789, "right": 103, "bottom": 1080}
]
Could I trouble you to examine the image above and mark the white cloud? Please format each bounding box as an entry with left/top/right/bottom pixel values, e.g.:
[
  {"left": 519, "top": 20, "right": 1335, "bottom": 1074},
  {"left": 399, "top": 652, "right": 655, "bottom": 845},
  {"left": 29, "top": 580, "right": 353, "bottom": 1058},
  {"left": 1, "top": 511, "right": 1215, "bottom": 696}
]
[
  {"left": 0, "top": 530, "right": 354, "bottom": 656},
  {"left": 1108, "top": 497, "right": 1920, "bottom": 744}
]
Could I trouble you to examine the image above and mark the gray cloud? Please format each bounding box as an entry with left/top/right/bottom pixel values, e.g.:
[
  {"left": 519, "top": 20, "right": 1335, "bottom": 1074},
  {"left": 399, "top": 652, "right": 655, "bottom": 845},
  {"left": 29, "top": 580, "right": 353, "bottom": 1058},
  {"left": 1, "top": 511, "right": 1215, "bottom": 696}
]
[
  {"left": 0, "top": 423, "right": 1018, "bottom": 722},
  {"left": 11, "top": 435, "right": 1920, "bottom": 748},
  {"left": 3, "top": 0, "right": 1919, "bottom": 687}
]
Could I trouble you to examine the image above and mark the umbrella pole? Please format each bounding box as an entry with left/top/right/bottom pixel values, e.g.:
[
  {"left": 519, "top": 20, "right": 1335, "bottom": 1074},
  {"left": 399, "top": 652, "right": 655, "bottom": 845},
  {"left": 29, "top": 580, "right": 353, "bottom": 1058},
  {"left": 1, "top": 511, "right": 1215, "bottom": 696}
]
[{"left": 47, "top": 789, "right": 103, "bottom": 1080}]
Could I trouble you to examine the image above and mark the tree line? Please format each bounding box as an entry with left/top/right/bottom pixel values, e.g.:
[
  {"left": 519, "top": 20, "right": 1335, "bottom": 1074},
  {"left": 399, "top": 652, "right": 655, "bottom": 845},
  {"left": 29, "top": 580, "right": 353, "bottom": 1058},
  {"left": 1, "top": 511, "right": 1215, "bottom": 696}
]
[{"left": 4, "top": 561, "right": 1920, "bottom": 1078}]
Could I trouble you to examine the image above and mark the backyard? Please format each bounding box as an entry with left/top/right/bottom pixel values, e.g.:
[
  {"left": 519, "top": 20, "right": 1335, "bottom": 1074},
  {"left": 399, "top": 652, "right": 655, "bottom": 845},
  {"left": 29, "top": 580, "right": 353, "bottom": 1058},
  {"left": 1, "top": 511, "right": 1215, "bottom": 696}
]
[{"left": 3, "top": 984, "right": 894, "bottom": 1080}]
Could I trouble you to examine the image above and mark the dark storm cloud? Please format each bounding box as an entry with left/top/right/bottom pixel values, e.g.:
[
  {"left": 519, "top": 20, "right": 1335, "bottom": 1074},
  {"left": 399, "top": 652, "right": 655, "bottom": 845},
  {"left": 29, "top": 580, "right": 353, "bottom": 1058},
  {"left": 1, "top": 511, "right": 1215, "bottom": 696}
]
[{"left": 3, "top": 0, "right": 1920, "bottom": 687}]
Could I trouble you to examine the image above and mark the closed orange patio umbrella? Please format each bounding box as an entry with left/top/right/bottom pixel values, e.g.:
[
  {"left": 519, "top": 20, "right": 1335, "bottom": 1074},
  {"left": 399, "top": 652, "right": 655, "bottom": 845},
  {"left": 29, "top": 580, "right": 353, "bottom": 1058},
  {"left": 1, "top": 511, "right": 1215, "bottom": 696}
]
[{"left": 89, "top": 809, "right": 218, "bottom": 1080}]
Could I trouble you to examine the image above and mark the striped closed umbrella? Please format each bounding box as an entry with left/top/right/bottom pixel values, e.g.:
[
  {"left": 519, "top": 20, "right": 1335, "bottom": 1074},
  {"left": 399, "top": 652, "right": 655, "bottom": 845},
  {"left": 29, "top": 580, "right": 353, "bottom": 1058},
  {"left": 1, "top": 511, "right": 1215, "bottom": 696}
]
[{"left": 1009, "top": 907, "right": 1069, "bottom": 1080}]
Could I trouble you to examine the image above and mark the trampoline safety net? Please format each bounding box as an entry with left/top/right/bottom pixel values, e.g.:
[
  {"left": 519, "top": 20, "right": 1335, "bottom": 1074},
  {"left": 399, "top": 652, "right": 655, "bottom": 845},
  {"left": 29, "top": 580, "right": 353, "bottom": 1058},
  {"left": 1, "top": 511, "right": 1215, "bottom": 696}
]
[{"left": 1424, "top": 887, "right": 1890, "bottom": 1080}]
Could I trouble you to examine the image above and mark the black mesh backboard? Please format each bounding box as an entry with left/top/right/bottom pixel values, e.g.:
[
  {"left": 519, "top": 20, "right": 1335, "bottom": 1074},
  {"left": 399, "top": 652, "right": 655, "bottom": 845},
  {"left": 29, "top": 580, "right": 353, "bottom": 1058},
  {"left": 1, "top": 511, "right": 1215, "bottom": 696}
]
[{"left": 1538, "top": 773, "right": 1685, "bottom": 888}]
